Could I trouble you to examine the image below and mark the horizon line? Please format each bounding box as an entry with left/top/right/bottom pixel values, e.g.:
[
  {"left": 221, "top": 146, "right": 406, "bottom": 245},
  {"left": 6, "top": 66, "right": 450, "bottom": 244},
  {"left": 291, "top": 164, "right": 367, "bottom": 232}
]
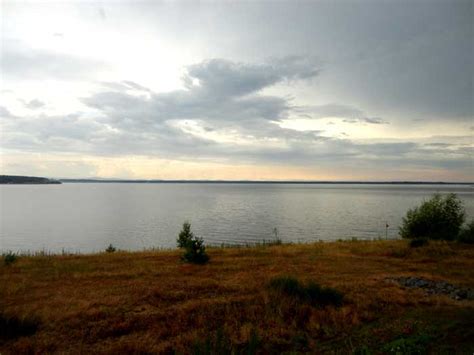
[
  {"left": 1, "top": 175, "right": 473, "bottom": 185},
  {"left": 58, "top": 178, "right": 474, "bottom": 185}
]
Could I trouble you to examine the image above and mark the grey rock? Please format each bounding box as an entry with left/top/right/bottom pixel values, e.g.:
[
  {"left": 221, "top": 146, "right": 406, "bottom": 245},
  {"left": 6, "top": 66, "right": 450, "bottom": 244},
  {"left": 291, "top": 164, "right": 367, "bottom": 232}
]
[{"left": 386, "top": 276, "right": 472, "bottom": 301}]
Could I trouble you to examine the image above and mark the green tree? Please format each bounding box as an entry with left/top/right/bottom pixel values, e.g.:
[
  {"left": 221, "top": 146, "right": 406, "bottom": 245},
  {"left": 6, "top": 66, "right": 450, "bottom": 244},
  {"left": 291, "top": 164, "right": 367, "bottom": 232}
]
[
  {"left": 177, "top": 222, "right": 194, "bottom": 248},
  {"left": 177, "top": 222, "right": 209, "bottom": 264},
  {"left": 399, "top": 193, "right": 465, "bottom": 240}
]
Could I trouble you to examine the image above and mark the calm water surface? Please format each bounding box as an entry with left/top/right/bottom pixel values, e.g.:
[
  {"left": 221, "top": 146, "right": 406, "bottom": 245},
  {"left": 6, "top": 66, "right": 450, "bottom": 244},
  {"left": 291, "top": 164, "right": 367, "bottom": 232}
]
[{"left": 1, "top": 183, "right": 473, "bottom": 253}]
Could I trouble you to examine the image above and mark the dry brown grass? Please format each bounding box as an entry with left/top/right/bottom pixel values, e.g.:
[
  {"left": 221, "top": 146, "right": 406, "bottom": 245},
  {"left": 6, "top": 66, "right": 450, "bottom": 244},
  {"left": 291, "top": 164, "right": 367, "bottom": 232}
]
[{"left": 1, "top": 240, "right": 473, "bottom": 354}]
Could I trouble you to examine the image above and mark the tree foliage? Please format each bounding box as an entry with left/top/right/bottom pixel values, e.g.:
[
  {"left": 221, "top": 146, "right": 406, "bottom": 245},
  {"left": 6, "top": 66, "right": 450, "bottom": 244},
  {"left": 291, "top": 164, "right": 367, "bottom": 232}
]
[
  {"left": 399, "top": 193, "right": 465, "bottom": 240},
  {"left": 458, "top": 219, "right": 474, "bottom": 244},
  {"left": 177, "top": 222, "right": 209, "bottom": 264}
]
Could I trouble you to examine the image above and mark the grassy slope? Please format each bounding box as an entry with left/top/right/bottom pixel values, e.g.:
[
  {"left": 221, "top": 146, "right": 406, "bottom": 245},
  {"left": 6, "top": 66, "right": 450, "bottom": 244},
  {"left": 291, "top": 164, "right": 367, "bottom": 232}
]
[{"left": 1, "top": 240, "right": 473, "bottom": 354}]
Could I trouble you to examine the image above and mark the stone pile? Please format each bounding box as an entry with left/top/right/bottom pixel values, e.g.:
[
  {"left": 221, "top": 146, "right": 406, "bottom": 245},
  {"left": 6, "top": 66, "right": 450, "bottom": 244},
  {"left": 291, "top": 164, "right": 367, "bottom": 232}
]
[{"left": 387, "top": 276, "right": 474, "bottom": 301}]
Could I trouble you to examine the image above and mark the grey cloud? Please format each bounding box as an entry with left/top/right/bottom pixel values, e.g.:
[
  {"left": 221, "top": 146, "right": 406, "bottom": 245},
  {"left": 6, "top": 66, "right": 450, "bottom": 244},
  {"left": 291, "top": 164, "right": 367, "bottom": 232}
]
[
  {"left": 100, "top": 81, "right": 151, "bottom": 92},
  {"left": 2, "top": 54, "right": 472, "bottom": 175},
  {"left": 83, "top": 57, "right": 314, "bottom": 126},
  {"left": 425, "top": 143, "right": 452, "bottom": 148},
  {"left": 99, "top": 7, "right": 106, "bottom": 20},
  {"left": 74, "top": 58, "right": 472, "bottom": 172},
  {"left": 1, "top": 40, "right": 106, "bottom": 80},
  {"left": 356, "top": 142, "right": 418, "bottom": 157},
  {"left": 1, "top": 112, "right": 109, "bottom": 153},
  {"left": 122, "top": 81, "right": 151, "bottom": 92},
  {"left": 300, "top": 104, "right": 387, "bottom": 124},
  {"left": 0, "top": 106, "right": 14, "bottom": 118},
  {"left": 21, "top": 99, "right": 45, "bottom": 110},
  {"left": 301, "top": 103, "right": 364, "bottom": 118},
  {"left": 184, "top": 57, "right": 319, "bottom": 97},
  {"left": 363, "top": 117, "right": 387, "bottom": 125}
]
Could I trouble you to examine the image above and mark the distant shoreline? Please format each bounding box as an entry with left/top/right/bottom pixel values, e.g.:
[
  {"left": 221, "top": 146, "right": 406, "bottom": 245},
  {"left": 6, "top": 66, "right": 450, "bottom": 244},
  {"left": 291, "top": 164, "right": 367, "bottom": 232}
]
[
  {"left": 59, "top": 179, "right": 474, "bottom": 185},
  {"left": 2, "top": 175, "right": 472, "bottom": 185}
]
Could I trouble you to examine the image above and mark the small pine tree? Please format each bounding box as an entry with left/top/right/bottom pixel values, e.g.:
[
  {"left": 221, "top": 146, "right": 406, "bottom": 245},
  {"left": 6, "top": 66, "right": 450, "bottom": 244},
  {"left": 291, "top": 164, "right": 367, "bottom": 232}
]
[
  {"left": 177, "top": 222, "right": 209, "bottom": 264},
  {"left": 3, "top": 251, "right": 18, "bottom": 266},
  {"left": 177, "top": 222, "right": 194, "bottom": 248},
  {"left": 105, "top": 244, "right": 116, "bottom": 253}
]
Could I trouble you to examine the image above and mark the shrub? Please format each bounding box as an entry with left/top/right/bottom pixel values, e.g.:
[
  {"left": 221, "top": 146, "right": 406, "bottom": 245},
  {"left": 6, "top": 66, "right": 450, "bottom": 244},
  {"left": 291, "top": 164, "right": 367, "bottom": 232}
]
[
  {"left": 105, "top": 244, "right": 116, "bottom": 253},
  {"left": 0, "top": 313, "right": 39, "bottom": 339},
  {"left": 409, "top": 238, "right": 429, "bottom": 248},
  {"left": 457, "top": 220, "right": 474, "bottom": 244},
  {"left": 268, "top": 276, "right": 343, "bottom": 307},
  {"left": 306, "top": 281, "right": 344, "bottom": 307},
  {"left": 268, "top": 276, "right": 304, "bottom": 297},
  {"left": 177, "top": 222, "right": 209, "bottom": 264},
  {"left": 399, "top": 193, "right": 465, "bottom": 240},
  {"left": 3, "top": 251, "right": 18, "bottom": 266}
]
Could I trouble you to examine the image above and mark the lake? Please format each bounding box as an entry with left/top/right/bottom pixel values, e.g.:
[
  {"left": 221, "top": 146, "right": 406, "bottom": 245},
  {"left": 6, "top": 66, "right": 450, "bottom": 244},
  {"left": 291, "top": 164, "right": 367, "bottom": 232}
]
[{"left": 1, "top": 183, "right": 473, "bottom": 253}]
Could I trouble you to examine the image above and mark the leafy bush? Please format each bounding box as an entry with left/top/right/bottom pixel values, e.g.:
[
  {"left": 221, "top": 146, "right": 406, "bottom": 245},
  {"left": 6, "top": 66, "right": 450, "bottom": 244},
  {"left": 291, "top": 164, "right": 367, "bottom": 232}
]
[
  {"left": 177, "top": 222, "right": 209, "bottom": 264},
  {"left": 105, "top": 244, "right": 116, "bottom": 253},
  {"left": 399, "top": 193, "right": 465, "bottom": 240},
  {"left": 457, "top": 220, "right": 474, "bottom": 244},
  {"left": 3, "top": 251, "right": 18, "bottom": 266},
  {"left": 268, "top": 276, "right": 343, "bottom": 307},
  {"left": 409, "top": 238, "right": 428, "bottom": 248}
]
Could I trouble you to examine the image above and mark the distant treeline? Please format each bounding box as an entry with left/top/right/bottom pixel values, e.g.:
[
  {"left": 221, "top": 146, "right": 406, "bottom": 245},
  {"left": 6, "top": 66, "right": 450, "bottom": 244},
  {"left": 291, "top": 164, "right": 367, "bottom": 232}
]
[
  {"left": 0, "top": 175, "right": 61, "bottom": 184},
  {"left": 59, "top": 179, "right": 473, "bottom": 185},
  {"left": 1, "top": 175, "right": 471, "bottom": 185}
]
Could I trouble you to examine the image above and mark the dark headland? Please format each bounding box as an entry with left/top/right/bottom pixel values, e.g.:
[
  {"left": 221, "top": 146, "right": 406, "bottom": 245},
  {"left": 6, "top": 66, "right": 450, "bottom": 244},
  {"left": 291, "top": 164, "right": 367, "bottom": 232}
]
[{"left": 0, "top": 175, "right": 62, "bottom": 184}]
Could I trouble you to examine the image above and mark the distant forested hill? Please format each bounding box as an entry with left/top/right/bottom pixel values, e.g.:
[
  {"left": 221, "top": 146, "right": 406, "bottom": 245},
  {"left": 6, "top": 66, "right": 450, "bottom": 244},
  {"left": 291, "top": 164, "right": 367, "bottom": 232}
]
[{"left": 0, "top": 175, "right": 62, "bottom": 184}]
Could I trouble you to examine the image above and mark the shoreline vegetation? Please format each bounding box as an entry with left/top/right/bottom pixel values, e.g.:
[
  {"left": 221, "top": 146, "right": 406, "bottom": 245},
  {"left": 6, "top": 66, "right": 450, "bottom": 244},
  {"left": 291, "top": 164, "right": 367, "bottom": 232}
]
[
  {"left": 1, "top": 239, "right": 473, "bottom": 353},
  {"left": 0, "top": 175, "right": 61, "bottom": 185}
]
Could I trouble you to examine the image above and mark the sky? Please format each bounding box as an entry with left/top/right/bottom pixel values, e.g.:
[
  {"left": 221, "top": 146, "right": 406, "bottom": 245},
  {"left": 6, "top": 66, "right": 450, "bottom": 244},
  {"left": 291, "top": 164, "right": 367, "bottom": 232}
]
[{"left": 0, "top": 0, "right": 473, "bottom": 181}]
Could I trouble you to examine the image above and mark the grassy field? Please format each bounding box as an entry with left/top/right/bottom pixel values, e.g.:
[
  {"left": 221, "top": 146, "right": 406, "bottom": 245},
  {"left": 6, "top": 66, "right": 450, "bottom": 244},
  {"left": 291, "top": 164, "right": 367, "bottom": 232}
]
[{"left": 1, "top": 240, "right": 473, "bottom": 354}]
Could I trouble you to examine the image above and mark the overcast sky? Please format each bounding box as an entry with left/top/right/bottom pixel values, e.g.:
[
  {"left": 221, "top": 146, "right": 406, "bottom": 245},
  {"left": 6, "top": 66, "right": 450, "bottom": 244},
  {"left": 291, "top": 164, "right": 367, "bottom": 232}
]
[{"left": 1, "top": 0, "right": 472, "bottom": 181}]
